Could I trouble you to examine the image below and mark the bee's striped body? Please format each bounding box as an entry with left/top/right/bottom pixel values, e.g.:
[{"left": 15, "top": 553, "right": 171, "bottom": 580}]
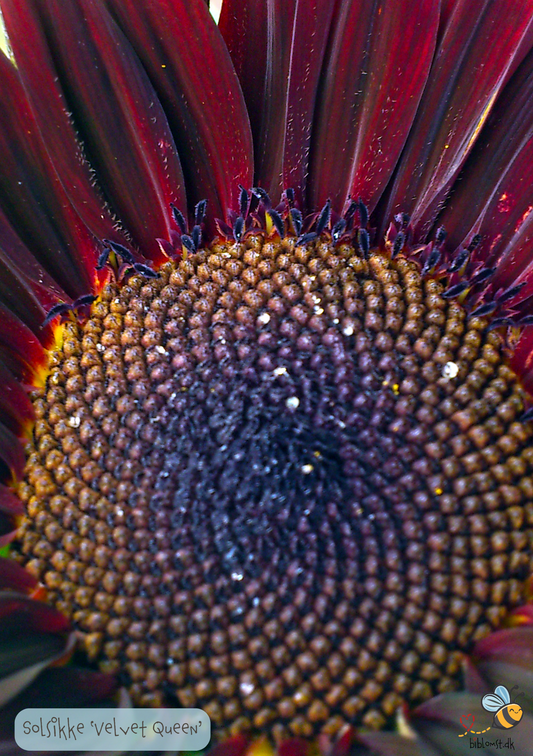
[{"left": 493, "top": 704, "right": 523, "bottom": 729}]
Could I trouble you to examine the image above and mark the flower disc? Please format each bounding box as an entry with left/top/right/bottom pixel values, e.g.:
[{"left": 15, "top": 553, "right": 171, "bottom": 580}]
[{"left": 16, "top": 235, "right": 533, "bottom": 739}]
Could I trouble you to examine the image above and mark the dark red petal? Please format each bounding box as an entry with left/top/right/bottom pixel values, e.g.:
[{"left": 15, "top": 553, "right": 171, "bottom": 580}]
[
  {"left": 0, "top": 0, "right": 132, "bottom": 259},
  {"left": 0, "top": 207, "right": 69, "bottom": 320},
  {"left": 281, "top": 2, "right": 337, "bottom": 208},
  {"left": 1, "top": 666, "right": 117, "bottom": 710},
  {"left": 278, "top": 739, "right": 312, "bottom": 756},
  {"left": 0, "top": 517, "right": 17, "bottom": 548},
  {"left": 0, "top": 51, "right": 102, "bottom": 295},
  {"left": 378, "top": 0, "right": 533, "bottom": 239},
  {"left": 438, "top": 48, "right": 533, "bottom": 292},
  {"left": 221, "top": 0, "right": 336, "bottom": 207},
  {"left": 0, "top": 485, "right": 24, "bottom": 516},
  {"left": 0, "top": 304, "right": 49, "bottom": 384},
  {"left": 0, "top": 595, "right": 72, "bottom": 707},
  {"left": 308, "top": 0, "right": 439, "bottom": 216},
  {"left": 356, "top": 732, "right": 425, "bottom": 756},
  {"left": 472, "top": 626, "right": 533, "bottom": 709},
  {"left": 0, "top": 636, "right": 73, "bottom": 709},
  {"left": 208, "top": 734, "right": 250, "bottom": 756},
  {"left": 220, "top": 0, "right": 293, "bottom": 203},
  {"left": 0, "top": 254, "right": 56, "bottom": 352},
  {"left": 105, "top": 0, "right": 253, "bottom": 225},
  {"left": 0, "top": 423, "right": 26, "bottom": 481},
  {"left": 0, "top": 559, "right": 38, "bottom": 594},
  {"left": 32, "top": 0, "right": 187, "bottom": 262},
  {"left": 0, "top": 362, "right": 34, "bottom": 436},
  {"left": 0, "top": 593, "right": 70, "bottom": 633},
  {"left": 439, "top": 0, "right": 456, "bottom": 29}
]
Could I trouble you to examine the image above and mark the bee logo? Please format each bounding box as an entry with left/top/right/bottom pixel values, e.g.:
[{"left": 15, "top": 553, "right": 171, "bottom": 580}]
[{"left": 481, "top": 685, "right": 524, "bottom": 729}]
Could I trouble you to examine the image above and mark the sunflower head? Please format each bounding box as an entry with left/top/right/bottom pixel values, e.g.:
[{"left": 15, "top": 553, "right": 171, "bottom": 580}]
[{"left": 2, "top": 1, "right": 533, "bottom": 754}]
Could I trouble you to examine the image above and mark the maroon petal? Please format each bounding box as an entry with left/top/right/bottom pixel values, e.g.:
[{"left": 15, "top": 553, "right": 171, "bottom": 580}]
[
  {"left": 0, "top": 50, "right": 102, "bottom": 295},
  {"left": 0, "top": 207, "right": 69, "bottom": 320},
  {"left": 308, "top": 0, "right": 439, "bottom": 216},
  {"left": 356, "top": 731, "right": 425, "bottom": 756},
  {"left": 0, "top": 305, "right": 49, "bottom": 384},
  {"left": 378, "top": 0, "right": 533, "bottom": 239},
  {"left": 0, "top": 518, "right": 17, "bottom": 549},
  {"left": 208, "top": 734, "right": 251, "bottom": 756},
  {"left": 0, "top": 559, "right": 38, "bottom": 594},
  {"left": 438, "top": 48, "right": 533, "bottom": 291},
  {"left": 220, "top": 0, "right": 294, "bottom": 203},
  {"left": 0, "top": 485, "right": 24, "bottom": 516},
  {"left": 278, "top": 740, "right": 312, "bottom": 756},
  {"left": 221, "top": 0, "right": 337, "bottom": 207},
  {"left": 0, "top": 362, "right": 34, "bottom": 436},
  {"left": 105, "top": 0, "right": 254, "bottom": 226},
  {"left": 0, "top": 423, "right": 26, "bottom": 481},
  {"left": 0, "top": 593, "right": 69, "bottom": 635},
  {"left": 31, "top": 0, "right": 187, "bottom": 262},
  {"left": 0, "top": 253, "right": 56, "bottom": 352},
  {"left": 439, "top": 0, "right": 456, "bottom": 29},
  {"left": 1, "top": 666, "right": 116, "bottom": 711},
  {"left": 472, "top": 626, "right": 533, "bottom": 711},
  {"left": 0, "top": 0, "right": 132, "bottom": 259},
  {"left": 0, "top": 593, "right": 72, "bottom": 706}
]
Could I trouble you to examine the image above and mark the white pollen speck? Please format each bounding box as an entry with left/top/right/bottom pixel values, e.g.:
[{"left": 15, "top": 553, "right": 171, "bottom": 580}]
[
  {"left": 442, "top": 361, "right": 459, "bottom": 379},
  {"left": 273, "top": 366, "right": 287, "bottom": 376},
  {"left": 231, "top": 572, "right": 244, "bottom": 581},
  {"left": 240, "top": 682, "right": 255, "bottom": 696},
  {"left": 333, "top": 318, "right": 340, "bottom": 324},
  {"left": 314, "top": 306, "right": 324, "bottom": 315},
  {"left": 343, "top": 324, "right": 355, "bottom": 336},
  {"left": 116, "top": 508, "right": 124, "bottom": 517},
  {"left": 156, "top": 345, "right": 167, "bottom": 354},
  {"left": 68, "top": 415, "right": 81, "bottom": 428},
  {"left": 258, "top": 312, "right": 271, "bottom": 324},
  {"left": 301, "top": 464, "right": 314, "bottom": 475},
  {"left": 96, "top": 343, "right": 105, "bottom": 352},
  {"left": 286, "top": 396, "right": 300, "bottom": 410}
]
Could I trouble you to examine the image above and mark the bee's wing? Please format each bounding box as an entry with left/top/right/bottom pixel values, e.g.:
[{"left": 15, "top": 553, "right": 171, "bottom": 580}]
[
  {"left": 482, "top": 693, "right": 505, "bottom": 711},
  {"left": 495, "top": 685, "right": 511, "bottom": 704}
]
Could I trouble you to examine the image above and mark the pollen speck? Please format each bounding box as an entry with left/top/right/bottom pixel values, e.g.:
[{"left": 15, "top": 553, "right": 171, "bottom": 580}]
[{"left": 442, "top": 361, "right": 459, "bottom": 379}]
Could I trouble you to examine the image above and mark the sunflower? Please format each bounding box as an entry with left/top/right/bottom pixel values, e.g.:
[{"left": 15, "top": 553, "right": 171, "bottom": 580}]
[{"left": 1, "top": 0, "right": 533, "bottom": 754}]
